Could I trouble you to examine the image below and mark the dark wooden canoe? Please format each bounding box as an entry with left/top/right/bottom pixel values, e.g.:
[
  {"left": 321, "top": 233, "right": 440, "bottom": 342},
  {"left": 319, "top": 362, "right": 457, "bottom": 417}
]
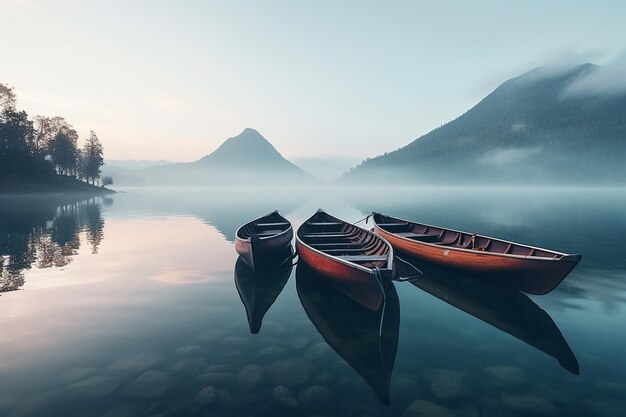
[
  {"left": 234, "top": 255, "right": 292, "bottom": 334},
  {"left": 296, "top": 209, "right": 394, "bottom": 311},
  {"left": 235, "top": 211, "right": 293, "bottom": 272},
  {"left": 373, "top": 212, "right": 580, "bottom": 295},
  {"left": 396, "top": 258, "right": 579, "bottom": 374},
  {"left": 296, "top": 263, "right": 399, "bottom": 405}
]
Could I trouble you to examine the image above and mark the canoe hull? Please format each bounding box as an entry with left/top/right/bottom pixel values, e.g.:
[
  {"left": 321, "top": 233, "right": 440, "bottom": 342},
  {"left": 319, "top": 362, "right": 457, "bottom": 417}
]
[
  {"left": 235, "top": 230, "right": 293, "bottom": 272},
  {"left": 375, "top": 226, "right": 579, "bottom": 295},
  {"left": 296, "top": 239, "right": 384, "bottom": 310}
]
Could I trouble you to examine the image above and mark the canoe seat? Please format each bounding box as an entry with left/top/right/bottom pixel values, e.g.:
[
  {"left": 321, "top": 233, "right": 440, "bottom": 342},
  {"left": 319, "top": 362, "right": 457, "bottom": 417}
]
[
  {"left": 397, "top": 232, "right": 441, "bottom": 242},
  {"left": 310, "top": 242, "right": 363, "bottom": 247},
  {"left": 302, "top": 233, "right": 355, "bottom": 238},
  {"left": 337, "top": 255, "right": 388, "bottom": 262},
  {"left": 255, "top": 230, "right": 283, "bottom": 236},
  {"left": 307, "top": 222, "right": 343, "bottom": 227},
  {"left": 256, "top": 222, "right": 290, "bottom": 227},
  {"left": 322, "top": 248, "right": 369, "bottom": 254}
]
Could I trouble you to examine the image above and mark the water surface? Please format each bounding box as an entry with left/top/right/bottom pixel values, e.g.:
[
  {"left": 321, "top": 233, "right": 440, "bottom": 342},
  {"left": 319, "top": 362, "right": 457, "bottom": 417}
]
[{"left": 1, "top": 187, "right": 625, "bottom": 417}]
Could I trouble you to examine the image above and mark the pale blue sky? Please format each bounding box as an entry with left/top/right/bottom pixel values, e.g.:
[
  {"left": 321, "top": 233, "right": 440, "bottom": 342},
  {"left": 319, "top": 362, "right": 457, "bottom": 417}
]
[{"left": 1, "top": 0, "right": 625, "bottom": 161}]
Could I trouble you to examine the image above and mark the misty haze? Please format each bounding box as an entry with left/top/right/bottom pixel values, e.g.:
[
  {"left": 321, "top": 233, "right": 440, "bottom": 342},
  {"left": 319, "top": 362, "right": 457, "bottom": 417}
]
[{"left": 1, "top": 2, "right": 626, "bottom": 417}]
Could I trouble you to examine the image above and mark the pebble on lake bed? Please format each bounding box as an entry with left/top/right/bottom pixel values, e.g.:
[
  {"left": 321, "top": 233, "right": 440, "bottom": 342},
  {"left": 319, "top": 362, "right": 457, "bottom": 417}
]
[
  {"left": 66, "top": 375, "right": 120, "bottom": 398},
  {"left": 236, "top": 365, "right": 264, "bottom": 391},
  {"left": 402, "top": 400, "right": 457, "bottom": 417},
  {"left": 298, "top": 385, "right": 333, "bottom": 411},
  {"left": 424, "top": 369, "right": 470, "bottom": 401},
  {"left": 195, "top": 386, "right": 218, "bottom": 406},
  {"left": 265, "top": 359, "right": 314, "bottom": 387},
  {"left": 123, "top": 370, "right": 169, "bottom": 398},
  {"left": 500, "top": 393, "right": 557, "bottom": 415},
  {"left": 483, "top": 365, "right": 529, "bottom": 387},
  {"left": 175, "top": 345, "right": 209, "bottom": 357},
  {"left": 271, "top": 385, "right": 298, "bottom": 408}
]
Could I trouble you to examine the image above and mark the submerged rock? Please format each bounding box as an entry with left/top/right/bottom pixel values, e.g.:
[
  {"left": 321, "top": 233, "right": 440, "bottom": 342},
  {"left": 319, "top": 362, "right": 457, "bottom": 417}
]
[
  {"left": 196, "top": 372, "right": 236, "bottom": 387},
  {"left": 258, "top": 345, "right": 286, "bottom": 358},
  {"left": 272, "top": 385, "right": 298, "bottom": 409},
  {"left": 236, "top": 365, "right": 264, "bottom": 390},
  {"left": 583, "top": 400, "right": 626, "bottom": 417},
  {"left": 501, "top": 393, "right": 557, "bottom": 415},
  {"left": 220, "top": 336, "right": 248, "bottom": 349},
  {"left": 266, "top": 359, "right": 314, "bottom": 387},
  {"left": 298, "top": 385, "right": 333, "bottom": 411},
  {"left": 402, "top": 400, "right": 456, "bottom": 417},
  {"left": 303, "top": 342, "right": 332, "bottom": 362},
  {"left": 59, "top": 367, "right": 97, "bottom": 384},
  {"left": 483, "top": 365, "right": 529, "bottom": 387},
  {"left": 107, "top": 353, "right": 164, "bottom": 374},
  {"left": 424, "top": 369, "right": 470, "bottom": 401},
  {"left": 288, "top": 336, "right": 311, "bottom": 350},
  {"left": 66, "top": 375, "right": 120, "bottom": 398},
  {"left": 195, "top": 386, "right": 218, "bottom": 406},
  {"left": 123, "top": 370, "right": 169, "bottom": 398},
  {"left": 594, "top": 381, "right": 626, "bottom": 396},
  {"left": 9, "top": 390, "right": 68, "bottom": 417},
  {"left": 169, "top": 358, "right": 208, "bottom": 376},
  {"left": 175, "top": 345, "right": 208, "bottom": 357},
  {"left": 478, "top": 397, "right": 509, "bottom": 417}
]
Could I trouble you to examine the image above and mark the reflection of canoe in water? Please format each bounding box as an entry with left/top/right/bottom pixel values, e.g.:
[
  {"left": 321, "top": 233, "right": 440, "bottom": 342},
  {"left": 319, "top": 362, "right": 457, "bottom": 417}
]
[
  {"left": 399, "top": 259, "right": 579, "bottom": 375},
  {"left": 234, "top": 256, "right": 292, "bottom": 334},
  {"left": 296, "top": 263, "right": 400, "bottom": 405},
  {"left": 235, "top": 211, "right": 293, "bottom": 272},
  {"left": 296, "top": 210, "right": 394, "bottom": 311},
  {"left": 373, "top": 212, "right": 580, "bottom": 295}
]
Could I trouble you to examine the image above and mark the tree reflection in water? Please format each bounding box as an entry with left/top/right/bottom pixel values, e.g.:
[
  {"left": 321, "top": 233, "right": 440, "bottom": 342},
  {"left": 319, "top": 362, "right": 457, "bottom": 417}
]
[{"left": 0, "top": 196, "right": 108, "bottom": 294}]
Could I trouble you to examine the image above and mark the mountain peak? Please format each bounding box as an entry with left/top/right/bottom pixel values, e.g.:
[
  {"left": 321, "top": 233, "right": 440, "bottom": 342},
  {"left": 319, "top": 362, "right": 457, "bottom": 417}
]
[{"left": 196, "top": 128, "right": 293, "bottom": 170}]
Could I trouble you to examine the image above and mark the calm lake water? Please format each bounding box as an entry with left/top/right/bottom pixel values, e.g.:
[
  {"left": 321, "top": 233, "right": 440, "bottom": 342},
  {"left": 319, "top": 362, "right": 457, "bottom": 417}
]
[{"left": 1, "top": 187, "right": 625, "bottom": 417}]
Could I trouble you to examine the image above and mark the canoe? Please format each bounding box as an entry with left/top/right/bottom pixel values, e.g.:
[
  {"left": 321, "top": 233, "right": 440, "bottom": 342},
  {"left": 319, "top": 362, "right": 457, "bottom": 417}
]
[
  {"left": 296, "top": 263, "right": 399, "bottom": 405},
  {"left": 234, "top": 256, "right": 292, "bottom": 334},
  {"left": 396, "top": 257, "right": 579, "bottom": 374},
  {"left": 296, "top": 209, "right": 394, "bottom": 310},
  {"left": 235, "top": 210, "right": 293, "bottom": 272},
  {"left": 372, "top": 212, "right": 580, "bottom": 295}
]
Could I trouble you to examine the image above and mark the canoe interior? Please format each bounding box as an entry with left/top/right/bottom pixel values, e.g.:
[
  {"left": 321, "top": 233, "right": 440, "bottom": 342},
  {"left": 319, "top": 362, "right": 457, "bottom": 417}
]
[
  {"left": 296, "top": 263, "right": 400, "bottom": 405},
  {"left": 237, "top": 211, "right": 292, "bottom": 240},
  {"left": 298, "top": 211, "right": 392, "bottom": 270},
  {"left": 373, "top": 213, "right": 569, "bottom": 259}
]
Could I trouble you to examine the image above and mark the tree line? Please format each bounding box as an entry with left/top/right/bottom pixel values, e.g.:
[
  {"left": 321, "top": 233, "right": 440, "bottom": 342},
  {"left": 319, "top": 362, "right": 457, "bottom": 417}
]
[{"left": 0, "top": 83, "right": 111, "bottom": 186}]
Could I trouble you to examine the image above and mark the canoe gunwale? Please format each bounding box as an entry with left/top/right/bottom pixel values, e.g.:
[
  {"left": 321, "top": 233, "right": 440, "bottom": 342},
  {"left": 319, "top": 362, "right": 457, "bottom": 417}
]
[
  {"left": 235, "top": 210, "right": 294, "bottom": 243},
  {"left": 372, "top": 212, "right": 580, "bottom": 263}
]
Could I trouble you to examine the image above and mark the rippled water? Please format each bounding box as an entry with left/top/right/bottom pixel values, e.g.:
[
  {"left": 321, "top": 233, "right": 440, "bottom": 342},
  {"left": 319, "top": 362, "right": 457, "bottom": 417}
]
[{"left": 1, "top": 187, "right": 625, "bottom": 417}]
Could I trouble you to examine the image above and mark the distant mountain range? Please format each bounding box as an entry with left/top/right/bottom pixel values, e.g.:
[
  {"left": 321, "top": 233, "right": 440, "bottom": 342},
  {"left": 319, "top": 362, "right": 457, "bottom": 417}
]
[
  {"left": 344, "top": 63, "right": 626, "bottom": 184},
  {"left": 107, "top": 128, "right": 317, "bottom": 186}
]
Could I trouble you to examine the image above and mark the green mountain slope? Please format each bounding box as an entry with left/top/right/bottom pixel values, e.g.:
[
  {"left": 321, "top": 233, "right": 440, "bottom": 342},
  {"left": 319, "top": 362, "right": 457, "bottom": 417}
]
[{"left": 344, "top": 64, "right": 626, "bottom": 184}]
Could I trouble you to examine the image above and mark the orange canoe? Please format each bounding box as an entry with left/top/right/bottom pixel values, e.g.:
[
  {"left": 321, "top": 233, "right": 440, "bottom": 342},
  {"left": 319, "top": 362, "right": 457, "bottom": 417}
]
[
  {"left": 296, "top": 210, "right": 394, "bottom": 310},
  {"left": 372, "top": 212, "right": 580, "bottom": 295}
]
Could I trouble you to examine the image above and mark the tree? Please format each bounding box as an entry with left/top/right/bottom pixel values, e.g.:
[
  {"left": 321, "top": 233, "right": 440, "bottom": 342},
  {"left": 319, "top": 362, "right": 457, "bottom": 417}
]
[
  {"left": 49, "top": 131, "right": 78, "bottom": 175},
  {"left": 82, "top": 130, "right": 104, "bottom": 185},
  {"left": 0, "top": 83, "right": 16, "bottom": 110},
  {"left": 0, "top": 108, "right": 36, "bottom": 176},
  {"left": 101, "top": 175, "right": 113, "bottom": 187}
]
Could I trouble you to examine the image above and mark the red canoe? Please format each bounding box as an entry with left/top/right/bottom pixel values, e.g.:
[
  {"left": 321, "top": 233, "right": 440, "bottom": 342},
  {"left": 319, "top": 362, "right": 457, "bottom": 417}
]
[
  {"left": 372, "top": 212, "right": 581, "bottom": 295},
  {"left": 296, "top": 210, "right": 394, "bottom": 310}
]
